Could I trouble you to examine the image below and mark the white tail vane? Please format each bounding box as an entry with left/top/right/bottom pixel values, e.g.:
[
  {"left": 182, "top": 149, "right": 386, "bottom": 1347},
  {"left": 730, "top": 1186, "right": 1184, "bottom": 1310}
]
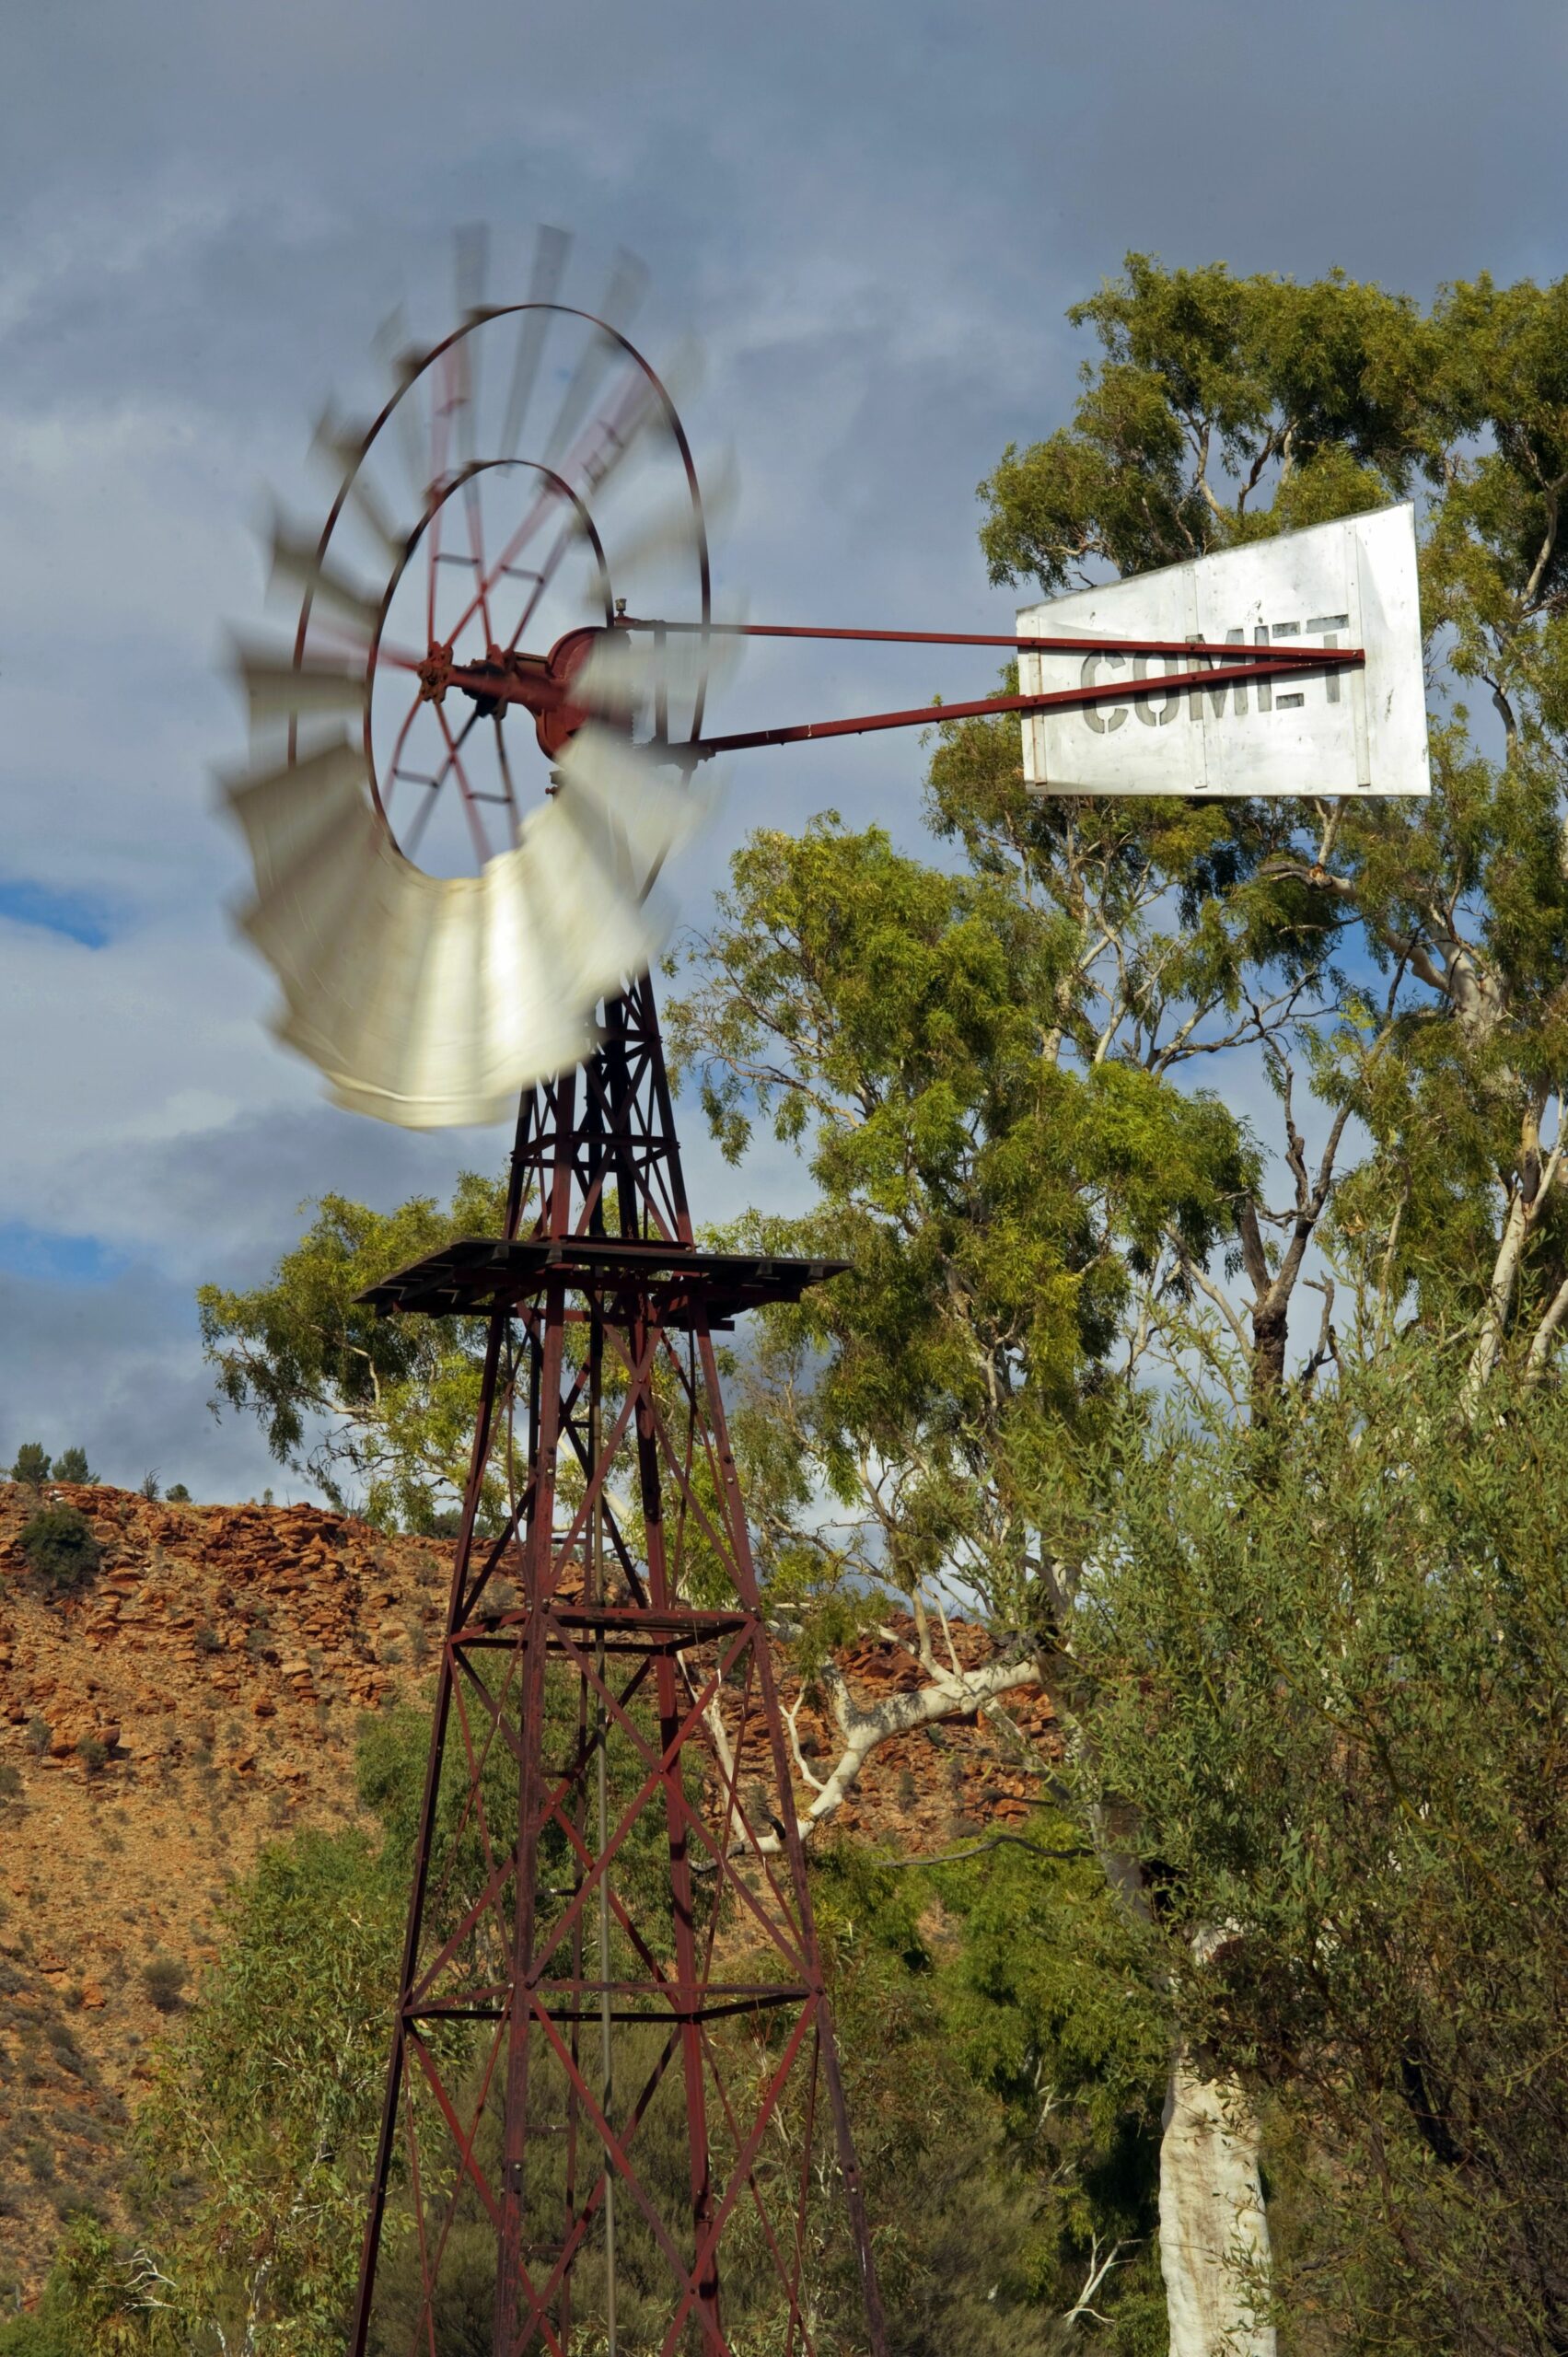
[{"left": 1016, "top": 504, "right": 1430, "bottom": 798}]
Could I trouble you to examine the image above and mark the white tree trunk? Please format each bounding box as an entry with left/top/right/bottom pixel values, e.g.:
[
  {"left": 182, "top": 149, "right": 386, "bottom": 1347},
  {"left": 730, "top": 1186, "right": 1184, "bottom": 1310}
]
[{"left": 1159, "top": 2052, "right": 1276, "bottom": 2357}]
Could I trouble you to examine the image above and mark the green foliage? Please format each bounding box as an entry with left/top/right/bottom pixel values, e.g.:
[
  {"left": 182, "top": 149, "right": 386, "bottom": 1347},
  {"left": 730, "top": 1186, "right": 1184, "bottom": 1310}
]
[
  {"left": 10, "top": 1445, "right": 50, "bottom": 1488},
  {"left": 41, "top": 2216, "right": 178, "bottom": 2357},
  {"left": 669, "top": 813, "right": 1256, "bottom": 1630},
  {"left": 935, "top": 1829, "right": 1166, "bottom": 2315},
  {"left": 162, "top": 1484, "right": 190, "bottom": 1504},
  {"left": 18, "top": 1504, "right": 102, "bottom": 1598},
  {"left": 51, "top": 1447, "right": 95, "bottom": 1486},
  {"left": 809, "top": 1833, "right": 1167, "bottom": 2351},
  {"left": 121, "top": 1820, "right": 405, "bottom": 2353},
  {"left": 1078, "top": 1346, "right": 1568, "bottom": 2355},
  {"left": 197, "top": 1177, "right": 508, "bottom": 1530},
  {"left": 977, "top": 257, "right": 1434, "bottom": 593},
  {"left": 0, "top": 2305, "right": 79, "bottom": 2357}
]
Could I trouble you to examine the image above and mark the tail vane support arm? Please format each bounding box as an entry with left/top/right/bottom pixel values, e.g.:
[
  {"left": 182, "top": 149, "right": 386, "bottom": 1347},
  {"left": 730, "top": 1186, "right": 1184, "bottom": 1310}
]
[{"left": 621, "top": 616, "right": 1364, "bottom": 761}]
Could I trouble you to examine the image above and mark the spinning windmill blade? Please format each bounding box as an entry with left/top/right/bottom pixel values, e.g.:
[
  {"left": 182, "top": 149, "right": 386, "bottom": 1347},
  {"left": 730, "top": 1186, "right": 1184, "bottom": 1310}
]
[
  {"left": 222, "top": 723, "right": 703, "bottom": 1128},
  {"left": 308, "top": 399, "right": 410, "bottom": 567},
  {"left": 501, "top": 223, "right": 572, "bottom": 459},
  {"left": 572, "top": 614, "right": 738, "bottom": 734},
  {"left": 232, "top": 635, "right": 369, "bottom": 728},
  {"left": 265, "top": 511, "right": 386, "bottom": 644},
  {"left": 225, "top": 227, "right": 726, "bottom": 1130},
  {"left": 371, "top": 303, "right": 436, "bottom": 509},
  {"left": 541, "top": 247, "right": 649, "bottom": 470},
  {"left": 590, "top": 446, "right": 737, "bottom": 590}
]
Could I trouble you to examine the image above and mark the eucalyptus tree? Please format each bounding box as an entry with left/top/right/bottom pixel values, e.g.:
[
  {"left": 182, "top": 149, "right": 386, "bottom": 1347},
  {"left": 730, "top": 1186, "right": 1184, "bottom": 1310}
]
[{"left": 668, "top": 259, "right": 1568, "bottom": 2351}]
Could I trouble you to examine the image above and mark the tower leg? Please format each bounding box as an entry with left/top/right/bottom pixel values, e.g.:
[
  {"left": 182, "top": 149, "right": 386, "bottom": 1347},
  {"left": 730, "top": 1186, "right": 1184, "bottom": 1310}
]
[{"left": 348, "top": 985, "right": 888, "bottom": 2357}]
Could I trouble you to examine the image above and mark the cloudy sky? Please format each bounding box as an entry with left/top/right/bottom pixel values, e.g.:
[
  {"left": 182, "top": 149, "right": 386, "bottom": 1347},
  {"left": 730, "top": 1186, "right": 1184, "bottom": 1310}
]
[{"left": 2, "top": 0, "right": 1562, "bottom": 1500}]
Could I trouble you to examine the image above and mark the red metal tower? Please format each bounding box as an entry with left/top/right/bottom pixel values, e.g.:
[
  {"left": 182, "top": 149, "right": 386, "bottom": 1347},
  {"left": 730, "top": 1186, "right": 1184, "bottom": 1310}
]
[{"left": 348, "top": 976, "right": 888, "bottom": 2357}]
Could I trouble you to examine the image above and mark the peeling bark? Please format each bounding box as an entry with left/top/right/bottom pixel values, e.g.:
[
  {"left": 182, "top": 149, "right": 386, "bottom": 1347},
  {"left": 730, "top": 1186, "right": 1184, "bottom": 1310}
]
[{"left": 1160, "top": 2052, "right": 1276, "bottom": 2357}]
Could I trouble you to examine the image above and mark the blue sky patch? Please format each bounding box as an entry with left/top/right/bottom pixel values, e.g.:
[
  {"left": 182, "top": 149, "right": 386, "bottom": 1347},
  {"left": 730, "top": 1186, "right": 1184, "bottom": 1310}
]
[
  {"left": 0, "top": 1223, "right": 129, "bottom": 1287},
  {"left": 0, "top": 877, "right": 117, "bottom": 949}
]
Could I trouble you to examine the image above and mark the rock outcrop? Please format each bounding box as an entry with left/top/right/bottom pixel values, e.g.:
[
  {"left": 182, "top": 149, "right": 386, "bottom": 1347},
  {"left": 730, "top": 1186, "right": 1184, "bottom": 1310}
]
[{"left": 0, "top": 1481, "right": 1055, "bottom": 2302}]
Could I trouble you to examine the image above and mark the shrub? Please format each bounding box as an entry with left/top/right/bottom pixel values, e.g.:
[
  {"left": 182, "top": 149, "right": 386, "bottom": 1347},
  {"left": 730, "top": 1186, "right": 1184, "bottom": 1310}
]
[
  {"left": 139, "top": 1470, "right": 160, "bottom": 1502},
  {"left": 49, "top": 2188, "right": 105, "bottom": 2223},
  {"left": 165, "top": 1482, "right": 191, "bottom": 1504},
  {"left": 75, "top": 1737, "right": 108, "bottom": 1777},
  {"left": 0, "top": 1764, "right": 21, "bottom": 1800},
  {"left": 18, "top": 1506, "right": 101, "bottom": 1598},
  {"left": 142, "top": 1955, "right": 187, "bottom": 2014},
  {"left": 9, "top": 1445, "right": 50, "bottom": 1488},
  {"left": 0, "top": 2313, "right": 75, "bottom": 2356},
  {"left": 25, "top": 1718, "right": 50, "bottom": 1761},
  {"left": 51, "top": 1448, "right": 94, "bottom": 1486},
  {"left": 195, "top": 1625, "right": 223, "bottom": 1655}
]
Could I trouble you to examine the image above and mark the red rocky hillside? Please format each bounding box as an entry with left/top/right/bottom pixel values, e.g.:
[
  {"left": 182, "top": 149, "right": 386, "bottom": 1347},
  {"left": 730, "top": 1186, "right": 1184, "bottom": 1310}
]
[{"left": 0, "top": 1480, "right": 1055, "bottom": 2302}]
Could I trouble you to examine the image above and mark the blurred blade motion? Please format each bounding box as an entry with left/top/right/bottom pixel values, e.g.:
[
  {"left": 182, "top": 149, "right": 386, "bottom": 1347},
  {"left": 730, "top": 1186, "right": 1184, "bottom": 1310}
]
[
  {"left": 220, "top": 726, "right": 707, "bottom": 1129},
  {"left": 502, "top": 224, "right": 572, "bottom": 459},
  {"left": 231, "top": 635, "right": 368, "bottom": 727},
  {"left": 226, "top": 221, "right": 729, "bottom": 1127},
  {"left": 266, "top": 513, "right": 386, "bottom": 642}
]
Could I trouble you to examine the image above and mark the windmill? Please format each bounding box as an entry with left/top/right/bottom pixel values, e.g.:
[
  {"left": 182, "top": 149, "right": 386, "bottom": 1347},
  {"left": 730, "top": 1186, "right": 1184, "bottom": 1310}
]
[{"left": 226, "top": 226, "right": 1428, "bottom": 2357}]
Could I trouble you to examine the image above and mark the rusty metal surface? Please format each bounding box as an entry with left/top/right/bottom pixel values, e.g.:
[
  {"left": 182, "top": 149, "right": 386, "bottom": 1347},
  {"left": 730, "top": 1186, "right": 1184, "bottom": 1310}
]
[
  {"left": 349, "top": 976, "right": 887, "bottom": 2357},
  {"left": 355, "top": 1233, "right": 849, "bottom": 1324}
]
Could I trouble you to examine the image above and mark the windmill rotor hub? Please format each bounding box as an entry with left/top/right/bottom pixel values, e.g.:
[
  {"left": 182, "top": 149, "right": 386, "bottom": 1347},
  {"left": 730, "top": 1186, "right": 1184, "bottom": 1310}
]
[
  {"left": 421, "top": 623, "right": 613, "bottom": 760},
  {"left": 414, "top": 640, "right": 454, "bottom": 703}
]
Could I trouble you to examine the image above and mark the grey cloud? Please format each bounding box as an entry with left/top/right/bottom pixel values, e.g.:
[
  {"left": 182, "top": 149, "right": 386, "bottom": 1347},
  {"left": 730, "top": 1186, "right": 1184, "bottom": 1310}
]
[
  {"left": 0, "top": 1260, "right": 279, "bottom": 1499},
  {"left": 3, "top": 0, "right": 1562, "bottom": 1493}
]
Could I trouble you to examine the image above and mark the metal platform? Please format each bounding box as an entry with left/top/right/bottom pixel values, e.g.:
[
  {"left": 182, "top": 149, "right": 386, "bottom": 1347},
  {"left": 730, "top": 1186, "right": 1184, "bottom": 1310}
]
[{"left": 356, "top": 1231, "right": 850, "bottom": 1328}]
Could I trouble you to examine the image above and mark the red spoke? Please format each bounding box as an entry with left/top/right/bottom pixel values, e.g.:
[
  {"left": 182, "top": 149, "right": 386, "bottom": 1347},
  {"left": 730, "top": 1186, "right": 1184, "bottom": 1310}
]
[
  {"left": 437, "top": 474, "right": 567, "bottom": 649},
  {"left": 461, "top": 464, "right": 495, "bottom": 652},
  {"left": 432, "top": 697, "right": 494, "bottom": 866},
  {"left": 505, "top": 506, "right": 577, "bottom": 656}
]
